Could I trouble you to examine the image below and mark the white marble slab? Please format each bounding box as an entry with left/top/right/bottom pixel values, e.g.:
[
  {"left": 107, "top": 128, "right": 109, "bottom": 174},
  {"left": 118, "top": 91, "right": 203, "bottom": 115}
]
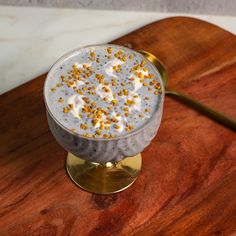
[{"left": 0, "top": 6, "right": 236, "bottom": 94}]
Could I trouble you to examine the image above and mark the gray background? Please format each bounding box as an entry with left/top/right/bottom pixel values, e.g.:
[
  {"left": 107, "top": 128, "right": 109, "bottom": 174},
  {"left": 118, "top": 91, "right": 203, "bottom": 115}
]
[{"left": 0, "top": 0, "right": 235, "bottom": 16}]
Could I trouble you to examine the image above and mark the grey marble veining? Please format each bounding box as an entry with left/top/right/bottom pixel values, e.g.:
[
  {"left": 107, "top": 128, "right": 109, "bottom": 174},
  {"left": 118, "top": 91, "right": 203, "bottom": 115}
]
[{"left": 0, "top": 0, "right": 235, "bottom": 16}]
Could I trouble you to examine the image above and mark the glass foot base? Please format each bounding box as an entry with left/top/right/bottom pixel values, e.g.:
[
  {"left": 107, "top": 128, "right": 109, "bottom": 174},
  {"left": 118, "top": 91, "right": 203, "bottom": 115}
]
[{"left": 66, "top": 153, "right": 142, "bottom": 194}]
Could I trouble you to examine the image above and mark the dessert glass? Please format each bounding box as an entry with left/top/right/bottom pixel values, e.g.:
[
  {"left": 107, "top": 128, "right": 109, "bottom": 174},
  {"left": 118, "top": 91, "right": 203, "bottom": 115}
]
[{"left": 44, "top": 44, "right": 165, "bottom": 194}]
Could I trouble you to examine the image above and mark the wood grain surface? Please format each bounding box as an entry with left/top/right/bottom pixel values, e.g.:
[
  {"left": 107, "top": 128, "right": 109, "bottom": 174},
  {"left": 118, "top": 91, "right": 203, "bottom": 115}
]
[{"left": 0, "top": 17, "right": 236, "bottom": 236}]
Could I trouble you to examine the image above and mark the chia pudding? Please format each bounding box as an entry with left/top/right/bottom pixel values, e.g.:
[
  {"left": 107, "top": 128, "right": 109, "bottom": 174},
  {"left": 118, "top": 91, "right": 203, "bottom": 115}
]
[{"left": 44, "top": 44, "right": 162, "bottom": 140}]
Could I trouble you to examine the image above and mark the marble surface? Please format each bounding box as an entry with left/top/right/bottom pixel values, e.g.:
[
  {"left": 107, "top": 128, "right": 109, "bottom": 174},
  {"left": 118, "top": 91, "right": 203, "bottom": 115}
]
[
  {"left": 0, "top": 0, "right": 236, "bottom": 16},
  {"left": 0, "top": 6, "right": 236, "bottom": 95}
]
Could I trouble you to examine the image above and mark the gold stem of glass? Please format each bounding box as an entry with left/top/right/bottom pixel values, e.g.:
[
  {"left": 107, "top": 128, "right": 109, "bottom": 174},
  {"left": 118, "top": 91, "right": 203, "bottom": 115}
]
[{"left": 66, "top": 153, "right": 142, "bottom": 194}]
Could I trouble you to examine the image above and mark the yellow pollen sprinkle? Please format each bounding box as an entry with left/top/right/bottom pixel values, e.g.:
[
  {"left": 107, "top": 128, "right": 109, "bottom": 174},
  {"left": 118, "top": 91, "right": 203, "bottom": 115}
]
[
  {"left": 98, "top": 78, "right": 104, "bottom": 84},
  {"left": 123, "top": 107, "right": 129, "bottom": 112},
  {"left": 68, "top": 104, "right": 74, "bottom": 109},
  {"left": 82, "top": 108, "right": 87, "bottom": 113},
  {"left": 110, "top": 134, "right": 115, "bottom": 138},
  {"left": 56, "top": 83, "right": 62, "bottom": 88},
  {"left": 115, "top": 125, "right": 120, "bottom": 130},
  {"left": 139, "top": 114, "right": 144, "bottom": 118},
  {"left": 124, "top": 113, "right": 129, "bottom": 117},
  {"left": 138, "top": 72, "right": 143, "bottom": 79},
  {"left": 80, "top": 123, "right": 88, "bottom": 130},
  {"left": 106, "top": 120, "right": 111, "bottom": 125},
  {"left": 111, "top": 117, "right": 118, "bottom": 123},
  {"left": 73, "top": 74, "right": 80, "bottom": 80},
  {"left": 63, "top": 107, "right": 69, "bottom": 113},
  {"left": 77, "top": 89, "right": 83, "bottom": 95},
  {"left": 100, "top": 123, "right": 104, "bottom": 130},
  {"left": 121, "top": 82, "right": 125, "bottom": 86},
  {"left": 92, "top": 119, "right": 99, "bottom": 126},
  {"left": 50, "top": 88, "right": 56, "bottom": 92},
  {"left": 145, "top": 97, "right": 150, "bottom": 100},
  {"left": 83, "top": 64, "right": 87, "bottom": 68},
  {"left": 129, "top": 125, "right": 134, "bottom": 130},
  {"left": 67, "top": 81, "right": 74, "bottom": 87},
  {"left": 123, "top": 89, "right": 129, "bottom": 96},
  {"left": 111, "top": 100, "right": 117, "bottom": 106},
  {"left": 145, "top": 108, "right": 150, "bottom": 112},
  {"left": 102, "top": 87, "right": 111, "bottom": 93},
  {"left": 103, "top": 110, "right": 108, "bottom": 115},
  {"left": 103, "top": 97, "right": 109, "bottom": 102},
  {"left": 121, "top": 55, "right": 127, "bottom": 62},
  {"left": 130, "top": 77, "right": 135, "bottom": 81},
  {"left": 143, "top": 83, "right": 148, "bottom": 86},
  {"left": 140, "top": 60, "right": 146, "bottom": 67},
  {"left": 107, "top": 47, "right": 112, "bottom": 54},
  {"left": 155, "top": 84, "right": 161, "bottom": 89},
  {"left": 148, "top": 87, "right": 152, "bottom": 91},
  {"left": 96, "top": 130, "right": 101, "bottom": 135},
  {"left": 126, "top": 100, "right": 135, "bottom": 106},
  {"left": 154, "top": 90, "right": 159, "bottom": 95},
  {"left": 103, "top": 134, "right": 108, "bottom": 139},
  {"left": 84, "top": 133, "right": 90, "bottom": 137},
  {"left": 105, "top": 126, "right": 109, "bottom": 130},
  {"left": 112, "top": 81, "right": 117, "bottom": 86},
  {"left": 58, "top": 97, "right": 64, "bottom": 103},
  {"left": 104, "top": 82, "right": 109, "bottom": 86},
  {"left": 108, "top": 55, "right": 112, "bottom": 59},
  {"left": 118, "top": 91, "right": 123, "bottom": 96},
  {"left": 82, "top": 87, "right": 87, "bottom": 91}
]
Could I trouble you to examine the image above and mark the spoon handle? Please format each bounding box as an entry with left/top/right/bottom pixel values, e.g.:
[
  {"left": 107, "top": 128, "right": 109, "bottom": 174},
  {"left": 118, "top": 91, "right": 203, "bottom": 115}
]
[{"left": 166, "top": 90, "right": 236, "bottom": 131}]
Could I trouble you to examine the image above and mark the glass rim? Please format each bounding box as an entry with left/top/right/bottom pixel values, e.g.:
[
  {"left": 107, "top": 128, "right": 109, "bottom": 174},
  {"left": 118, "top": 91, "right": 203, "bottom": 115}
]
[{"left": 43, "top": 43, "right": 165, "bottom": 141}]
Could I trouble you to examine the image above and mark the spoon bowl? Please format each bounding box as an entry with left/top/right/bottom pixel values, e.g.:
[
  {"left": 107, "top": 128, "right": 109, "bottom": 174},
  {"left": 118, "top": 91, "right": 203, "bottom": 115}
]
[{"left": 139, "top": 50, "right": 236, "bottom": 131}]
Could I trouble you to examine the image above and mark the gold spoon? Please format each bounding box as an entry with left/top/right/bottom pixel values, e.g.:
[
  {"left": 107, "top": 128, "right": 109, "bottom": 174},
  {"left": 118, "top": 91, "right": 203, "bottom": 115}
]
[{"left": 139, "top": 50, "right": 236, "bottom": 131}]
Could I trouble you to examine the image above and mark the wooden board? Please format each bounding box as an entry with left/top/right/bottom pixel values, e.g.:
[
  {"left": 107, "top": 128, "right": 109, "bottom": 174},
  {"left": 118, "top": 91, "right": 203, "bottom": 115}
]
[{"left": 0, "top": 17, "right": 236, "bottom": 236}]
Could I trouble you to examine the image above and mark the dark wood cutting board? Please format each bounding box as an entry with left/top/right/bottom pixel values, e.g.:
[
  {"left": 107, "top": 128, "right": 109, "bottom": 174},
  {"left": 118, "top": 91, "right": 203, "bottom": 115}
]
[{"left": 0, "top": 17, "right": 236, "bottom": 236}]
